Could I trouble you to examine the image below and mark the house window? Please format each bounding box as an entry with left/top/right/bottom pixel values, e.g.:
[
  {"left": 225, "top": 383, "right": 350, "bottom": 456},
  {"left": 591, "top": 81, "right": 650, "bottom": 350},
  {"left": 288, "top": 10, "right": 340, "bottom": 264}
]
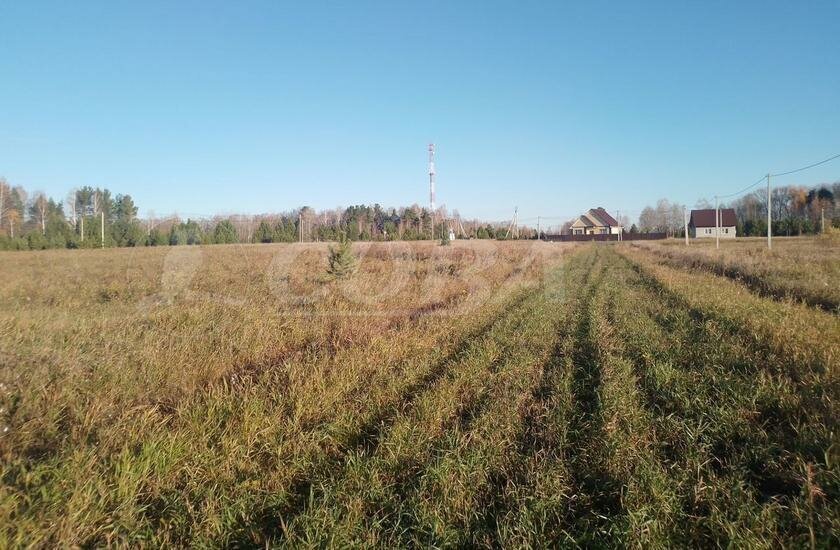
[{"left": 724, "top": 228, "right": 729, "bottom": 234}]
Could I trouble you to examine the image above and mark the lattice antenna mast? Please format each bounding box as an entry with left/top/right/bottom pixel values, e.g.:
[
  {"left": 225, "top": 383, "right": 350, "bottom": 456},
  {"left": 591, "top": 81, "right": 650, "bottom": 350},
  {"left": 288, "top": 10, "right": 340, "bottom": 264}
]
[{"left": 428, "top": 143, "right": 436, "bottom": 212}]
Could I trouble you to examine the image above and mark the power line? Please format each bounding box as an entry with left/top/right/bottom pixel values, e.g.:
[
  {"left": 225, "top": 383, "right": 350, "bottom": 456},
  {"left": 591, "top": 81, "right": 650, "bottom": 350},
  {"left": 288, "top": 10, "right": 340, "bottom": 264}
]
[
  {"left": 518, "top": 215, "right": 576, "bottom": 222},
  {"left": 716, "top": 152, "right": 840, "bottom": 201},
  {"left": 717, "top": 175, "right": 767, "bottom": 199},
  {"left": 770, "top": 152, "right": 840, "bottom": 177}
]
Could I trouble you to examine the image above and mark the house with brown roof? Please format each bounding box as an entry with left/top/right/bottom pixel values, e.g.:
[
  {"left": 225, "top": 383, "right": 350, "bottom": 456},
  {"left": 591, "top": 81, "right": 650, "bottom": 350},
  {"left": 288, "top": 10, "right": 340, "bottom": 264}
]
[
  {"left": 569, "top": 207, "right": 622, "bottom": 235},
  {"left": 689, "top": 208, "right": 737, "bottom": 238}
]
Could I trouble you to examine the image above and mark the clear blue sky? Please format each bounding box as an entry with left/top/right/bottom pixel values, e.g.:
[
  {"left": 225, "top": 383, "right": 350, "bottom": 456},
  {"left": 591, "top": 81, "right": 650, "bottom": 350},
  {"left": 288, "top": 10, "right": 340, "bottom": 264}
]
[{"left": 2, "top": 1, "right": 838, "bottom": 224}]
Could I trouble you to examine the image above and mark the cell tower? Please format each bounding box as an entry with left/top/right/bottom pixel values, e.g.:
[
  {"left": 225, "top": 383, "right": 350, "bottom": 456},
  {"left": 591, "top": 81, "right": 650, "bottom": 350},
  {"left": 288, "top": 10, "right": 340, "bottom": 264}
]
[{"left": 428, "top": 143, "right": 436, "bottom": 212}]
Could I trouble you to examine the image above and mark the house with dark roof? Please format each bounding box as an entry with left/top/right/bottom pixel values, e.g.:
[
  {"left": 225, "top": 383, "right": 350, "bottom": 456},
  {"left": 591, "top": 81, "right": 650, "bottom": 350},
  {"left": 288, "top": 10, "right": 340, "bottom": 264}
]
[
  {"left": 689, "top": 208, "right": 737, "bottom": 238},
  {"left": 569, "top": 207, "right": 622, "bottom": 235}
]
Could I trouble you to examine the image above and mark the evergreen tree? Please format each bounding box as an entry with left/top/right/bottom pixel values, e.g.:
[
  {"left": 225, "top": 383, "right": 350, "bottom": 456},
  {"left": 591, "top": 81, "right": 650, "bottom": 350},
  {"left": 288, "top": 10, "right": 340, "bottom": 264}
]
[
  {"left": 274, "top": 219, "right": 296, "bottom": 242},
  {"left": 326, "top": 233, "right": 356, "bottom": 279},
  {"left": 148, "top": 228, "right": 168, "bottom": 246},
  {"left": 114, "top": 194, "right": 138, "bottom": 221},
  {"left": 255, "top": 220, "right": 274, "bottom": 243},
  {"left": 213, "top": 220, "right": 238, "bottom": 244},
  {"left": 170, "top": 219, "right": 204, "bottom": 245},
  {"left": 383, "top": 220, "right": 397, "bottom": 240},
  {"left": 108, "top": 194, "right": 144, "bottom": 246},
  {"left": 27, "top": 231, "right": 49, "bottom": 250},
  {"left": 440, "top": 227, "right": 451, "bottom": 246},
  {"left": 112, "top": 219, "right": 147, "bottom": 246}
]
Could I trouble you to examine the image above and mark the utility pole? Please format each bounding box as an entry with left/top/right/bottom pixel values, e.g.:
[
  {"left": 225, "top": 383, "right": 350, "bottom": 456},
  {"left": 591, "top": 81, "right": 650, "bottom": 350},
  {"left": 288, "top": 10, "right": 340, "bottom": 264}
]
[
  {"left": 428, "top": 144, "right": 436, "bottom": 240},
  {"left": 684, "top": 206, "right": 689, "bottom": 246},
  {"left": 428, "top": 143, "right": 436, "bottom": 212},
  {"left": 616, "top": 209, "right": 622, "bottom": 242},
  {"left": 299, "top": 213, "right": 302, "bottom": 243},
  {"left": 537, "top": 216, "right": 541, "bottom": 241},
  {"left": 767, "top": 174, "right": 772, "bottom": 250},
  {"left": 821, "top": 207, "right": 825, "bottom": 234},
  {"left": 514, "top": 207, "right": 518, "bottom": 239},
  {"left": 504, "top": 207, "right": 518, "bottom": 239},
  {"left": 615, "top": 210, "right": 619, "bottom": 242},
  {"left": 80, "top": 215, "right": 84, "bottom": 242},
  {"left": 715, "top": 195, "right": 720, "bottom": 250},
  {"left": 101, "top": 211, "right": 105, "bottom": 249}
]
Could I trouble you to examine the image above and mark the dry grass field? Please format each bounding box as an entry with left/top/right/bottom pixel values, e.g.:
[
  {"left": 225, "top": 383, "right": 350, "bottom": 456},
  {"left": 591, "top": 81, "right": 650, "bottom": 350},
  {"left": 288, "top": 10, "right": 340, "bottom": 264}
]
[
  {"left": 0, "top": 239, "right": 837, "bottom": 547},
  {"left": 639, "top": 235, "right": 840, "bottom": 312}
]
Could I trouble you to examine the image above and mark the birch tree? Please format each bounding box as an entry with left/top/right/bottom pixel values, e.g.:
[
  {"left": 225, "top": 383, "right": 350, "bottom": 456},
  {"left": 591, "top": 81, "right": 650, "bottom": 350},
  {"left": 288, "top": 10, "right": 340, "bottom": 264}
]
[
  {"left": 10, "top": 187, "right": 27, "bottom": 235},
  {"left": 92, "top": 190, "right": 101, "bottom": 217},
  {"left": 146, "top": 210, "right": 156, "bottom": 236},
  {"left": 65, "top": 189, "right": 78, "bottom": 230},
  {"left": 30, "top": 192, "right": 49, "bottom": 234},
  {"left": 0, "top": 178, "right": 7, "bottom": 232},
  {"left": 639, "top": 199, "right": 685, "bottom": 235},
  {"left": 7, "top": 209, "right": 20, "bottom": 238}
]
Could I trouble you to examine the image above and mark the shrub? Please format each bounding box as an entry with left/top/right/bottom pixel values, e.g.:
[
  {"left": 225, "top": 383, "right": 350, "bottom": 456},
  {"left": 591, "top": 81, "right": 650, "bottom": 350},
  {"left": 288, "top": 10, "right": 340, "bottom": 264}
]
[
  {"left": 27, "top": 231, "right": 48, "bottom": 250},
  {"left": 148, "top": 228, "right": 168, "bottom": 246}
]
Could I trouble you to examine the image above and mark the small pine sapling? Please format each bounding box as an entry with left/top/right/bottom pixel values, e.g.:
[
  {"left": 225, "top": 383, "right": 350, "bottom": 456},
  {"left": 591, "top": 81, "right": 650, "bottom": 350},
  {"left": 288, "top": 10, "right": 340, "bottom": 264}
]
[
  {"left": 327, "top": 233, "right": 357, "bottom": 279},
  {"left": 439, "top": 227, "right": 451, "bottom": 246}
]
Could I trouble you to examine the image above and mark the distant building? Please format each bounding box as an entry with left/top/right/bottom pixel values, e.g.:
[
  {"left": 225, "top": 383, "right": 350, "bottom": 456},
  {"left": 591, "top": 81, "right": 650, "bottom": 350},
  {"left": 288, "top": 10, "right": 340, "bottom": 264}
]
[
  {"left": 689, "top": 208, "right": 737, "bottom": 238},
  {"left": 569, "top": 207, "right": 622, "bottom": 235}
]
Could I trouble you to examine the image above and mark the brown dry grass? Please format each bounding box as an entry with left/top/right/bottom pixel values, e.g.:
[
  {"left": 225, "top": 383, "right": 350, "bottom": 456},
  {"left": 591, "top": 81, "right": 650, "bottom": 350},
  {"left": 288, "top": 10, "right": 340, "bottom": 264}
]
[
  {"left": 639, "top": 236, "right": 840, "bottom": 311},
  {"left": 0, "top": 240, "right": 571, "bottom": 546},
  {"left": 1, "top": 240, "right": 837, "bottom": 547}
]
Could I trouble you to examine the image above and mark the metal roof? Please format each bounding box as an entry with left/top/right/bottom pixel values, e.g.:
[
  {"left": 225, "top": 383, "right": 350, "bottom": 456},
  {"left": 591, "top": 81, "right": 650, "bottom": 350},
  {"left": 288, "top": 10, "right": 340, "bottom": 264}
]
[{"left": 689, "top": 208, "right": 737, "bottom": 227}]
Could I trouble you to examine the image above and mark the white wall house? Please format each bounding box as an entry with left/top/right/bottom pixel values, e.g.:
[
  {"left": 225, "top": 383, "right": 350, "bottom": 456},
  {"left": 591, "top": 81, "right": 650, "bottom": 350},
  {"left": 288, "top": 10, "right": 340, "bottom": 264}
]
[{"left": 689, "top": 208, "right": 737, "bottom": 238}]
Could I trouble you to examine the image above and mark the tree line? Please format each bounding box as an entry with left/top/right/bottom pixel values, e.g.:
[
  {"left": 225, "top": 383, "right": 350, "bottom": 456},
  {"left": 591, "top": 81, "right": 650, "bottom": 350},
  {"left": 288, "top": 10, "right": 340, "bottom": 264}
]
[
  {"left": 4, "top": 177, "right": 834, "bottom": 251},
  {"left": 722, "top": 183, "right": 838, "bottom": 236},
  {"left": 0, "top": 182, "right": 146, "bottom": 250},
  {"left": 636, "top": 182, "right": 838, "bottom": 237},
  {"left": 0, "top": 179, "right": 525, "bottom": 251}
]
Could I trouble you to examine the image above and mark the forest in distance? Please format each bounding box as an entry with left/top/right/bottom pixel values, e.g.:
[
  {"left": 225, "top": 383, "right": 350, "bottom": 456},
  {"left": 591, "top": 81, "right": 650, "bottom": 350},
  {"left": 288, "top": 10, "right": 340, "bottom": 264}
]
[{"left": 0, "top": 178, "right": 837, "bottom": 251}]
